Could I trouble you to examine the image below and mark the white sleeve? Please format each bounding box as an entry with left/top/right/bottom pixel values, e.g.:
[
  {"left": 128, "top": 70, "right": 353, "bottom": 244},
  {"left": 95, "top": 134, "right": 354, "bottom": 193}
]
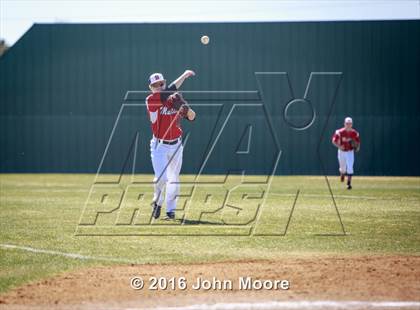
[
  {"left": 146, "top": 98, "right": 158, "bottom": 123},
  {"left": 150, "top": 111, "right": 158, "bottom": 123}
]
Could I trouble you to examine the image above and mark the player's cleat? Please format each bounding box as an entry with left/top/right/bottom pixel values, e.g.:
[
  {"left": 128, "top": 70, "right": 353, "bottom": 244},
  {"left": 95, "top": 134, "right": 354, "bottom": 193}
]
[
  {"left": 151, "top": 202, "right": 161, "bottom": 219},
  {"left": 164, "top": 212, "right": 175, "bottom": 220},
  {"left": 347, "top": 174, "right": 353, "bottom": 190},
  {"left": 340, "top": 174, "right": 345, "bottom": 182}
]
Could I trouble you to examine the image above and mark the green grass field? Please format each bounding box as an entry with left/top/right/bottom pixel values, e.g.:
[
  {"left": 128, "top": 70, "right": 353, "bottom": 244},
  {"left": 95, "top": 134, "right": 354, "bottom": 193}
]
[{"left": 0, "top": 174, "right": 419, "bottom": 293}]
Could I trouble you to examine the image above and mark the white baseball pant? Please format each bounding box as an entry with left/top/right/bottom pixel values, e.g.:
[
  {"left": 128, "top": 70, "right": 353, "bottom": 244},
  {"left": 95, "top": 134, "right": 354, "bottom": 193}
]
[
  {"left": 337, "top": 149, "right": 354, "bottom": 175},
  {"left": 150, "top": 137, "right": 183, "bottom": 212}
]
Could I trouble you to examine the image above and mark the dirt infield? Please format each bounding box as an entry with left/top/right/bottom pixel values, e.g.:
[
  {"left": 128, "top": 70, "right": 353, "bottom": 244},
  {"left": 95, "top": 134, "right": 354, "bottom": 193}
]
[{"left": 1, "top": 256, "right": 419, "bottom": 309}]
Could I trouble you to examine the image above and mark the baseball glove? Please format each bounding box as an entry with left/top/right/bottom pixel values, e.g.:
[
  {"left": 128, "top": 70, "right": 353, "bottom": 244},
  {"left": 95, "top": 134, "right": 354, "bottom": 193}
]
[
  {"left": 349, "top": 139, "right": 360, "bottom": 152},
  {"left": 168, "top": 92, "right": 190, "bottom": 119}
]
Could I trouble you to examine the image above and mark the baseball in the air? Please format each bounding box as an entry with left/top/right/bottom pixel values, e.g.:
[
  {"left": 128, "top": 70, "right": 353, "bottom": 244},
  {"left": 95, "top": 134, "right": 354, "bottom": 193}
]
[{"left": 201, "top": 35, "right": 210, "bottom": 45}]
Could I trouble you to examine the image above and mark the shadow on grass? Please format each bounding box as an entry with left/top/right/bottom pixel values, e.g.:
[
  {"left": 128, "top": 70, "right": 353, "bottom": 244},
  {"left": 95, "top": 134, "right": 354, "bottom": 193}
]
[{"left": 180, "top": 218, "right": 224, "bottom": 225}]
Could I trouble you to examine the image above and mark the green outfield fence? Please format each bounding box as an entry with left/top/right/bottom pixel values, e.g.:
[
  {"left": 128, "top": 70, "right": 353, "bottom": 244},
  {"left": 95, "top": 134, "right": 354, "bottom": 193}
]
[{"left": 0, "top": 20, "right": 419, "bottom": 175}]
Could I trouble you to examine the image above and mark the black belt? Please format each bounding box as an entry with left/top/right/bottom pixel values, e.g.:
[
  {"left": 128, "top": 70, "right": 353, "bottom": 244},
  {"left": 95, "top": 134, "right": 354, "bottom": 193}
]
[{"left": 158, "top": 138, "right": 181, "bottom": 145}]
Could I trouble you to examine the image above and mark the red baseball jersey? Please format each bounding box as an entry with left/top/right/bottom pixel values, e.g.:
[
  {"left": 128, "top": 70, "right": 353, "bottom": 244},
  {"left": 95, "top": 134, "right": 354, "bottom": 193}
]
[
  {"left": 146, "top": 85, "right": 182, "bottom": 140},
  {"left": 332, "top": 127, "right": 360, "bottom": 151}
]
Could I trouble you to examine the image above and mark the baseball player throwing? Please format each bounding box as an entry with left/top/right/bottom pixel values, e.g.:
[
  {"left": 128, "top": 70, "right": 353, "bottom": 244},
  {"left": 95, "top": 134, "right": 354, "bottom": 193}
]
[
  {"left": 332, "top": 117, "right": 360, "bottom": 189},
  {"left": 146, "top": 70, "right": 196, "bottom": 220}
]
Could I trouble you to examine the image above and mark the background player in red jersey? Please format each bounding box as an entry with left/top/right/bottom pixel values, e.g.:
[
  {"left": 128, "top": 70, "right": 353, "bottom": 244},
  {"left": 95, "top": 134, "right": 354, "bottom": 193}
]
[
  {"left": 332, "top": 117, "right": 361, "bottom": 189},
  {"left": 146, "top": 70, "right": 196, "bottom": 220}
]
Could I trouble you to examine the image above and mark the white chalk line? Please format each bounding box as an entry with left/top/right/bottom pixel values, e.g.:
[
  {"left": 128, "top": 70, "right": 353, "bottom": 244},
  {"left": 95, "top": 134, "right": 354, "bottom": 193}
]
[
  {"left": 0, "top": 243, "right": 136, "bottom": 264},
  {"left": 1, "top": 301, "right": 419, "bottom": 310},
  {"left": 137, "top": 301, "right": 420, "bottom": 310}
]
